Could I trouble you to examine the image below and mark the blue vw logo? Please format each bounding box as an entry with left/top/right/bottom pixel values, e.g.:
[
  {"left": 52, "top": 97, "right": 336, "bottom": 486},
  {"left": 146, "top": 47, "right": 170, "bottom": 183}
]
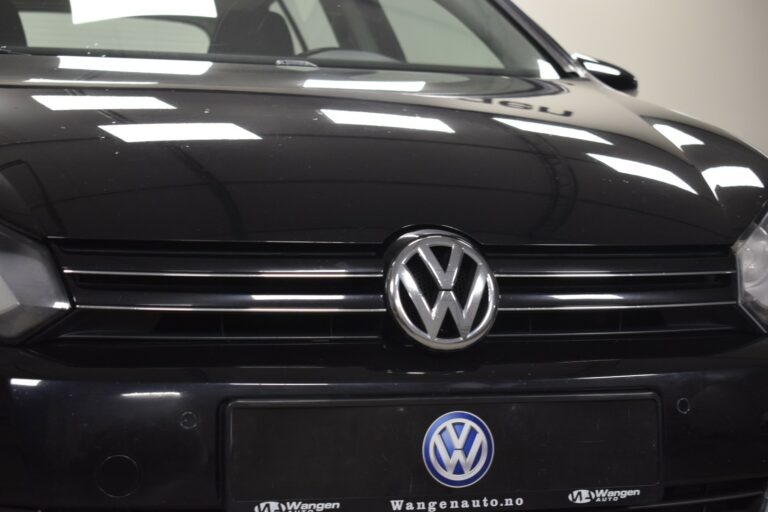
[{"left": 422, "top": 411, "right": 494, "bottom": 488}]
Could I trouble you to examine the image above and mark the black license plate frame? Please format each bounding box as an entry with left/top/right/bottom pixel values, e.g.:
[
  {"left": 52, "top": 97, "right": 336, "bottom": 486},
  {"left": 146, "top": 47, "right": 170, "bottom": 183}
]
[{"left": 225, "top": 393, "right": 662, "bottom": 512}]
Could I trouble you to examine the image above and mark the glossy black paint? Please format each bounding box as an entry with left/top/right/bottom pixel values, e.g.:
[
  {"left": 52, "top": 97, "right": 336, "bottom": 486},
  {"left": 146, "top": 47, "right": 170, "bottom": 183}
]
[
  {"left": 2, "top": 339, "right": 768, "bottom": 508},
  {"left": 0, "top": 55, "right": 766, "bottom": 246},
  {"left": 1, "top": 5, "right": 768, "bottom": 509}
]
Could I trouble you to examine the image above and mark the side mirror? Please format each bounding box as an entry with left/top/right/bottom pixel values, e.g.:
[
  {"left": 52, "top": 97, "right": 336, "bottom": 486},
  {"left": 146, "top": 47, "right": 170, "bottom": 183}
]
[{"left": 573, "top": 54, "right": 638, "bottom": 95}]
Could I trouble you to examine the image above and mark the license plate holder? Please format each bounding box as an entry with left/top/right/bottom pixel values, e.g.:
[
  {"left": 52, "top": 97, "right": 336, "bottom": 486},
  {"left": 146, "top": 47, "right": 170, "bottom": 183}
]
[{"left": 225, "top": 393, "right": 662, "bottom": 512}]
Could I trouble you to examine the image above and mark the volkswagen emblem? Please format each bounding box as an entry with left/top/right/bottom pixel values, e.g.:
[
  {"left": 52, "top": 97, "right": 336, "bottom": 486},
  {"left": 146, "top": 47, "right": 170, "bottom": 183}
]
[
  {"left": 423, "top": 411, "right": 494, "bottom": 488},
  {"left": 386, "top": 231, "right": 498, "bottom": 350}
]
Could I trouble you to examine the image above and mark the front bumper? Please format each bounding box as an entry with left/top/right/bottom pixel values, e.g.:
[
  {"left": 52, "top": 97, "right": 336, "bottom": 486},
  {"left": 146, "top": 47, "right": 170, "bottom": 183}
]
[{"left": 2, "top": 337, "right": 768, "bottom": 509}]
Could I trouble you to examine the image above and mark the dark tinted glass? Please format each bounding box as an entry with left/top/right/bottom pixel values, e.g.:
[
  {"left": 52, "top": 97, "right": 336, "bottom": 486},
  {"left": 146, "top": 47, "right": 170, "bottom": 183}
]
[{"left": 0, "top": 0, "right": 558, "bottom": 76}]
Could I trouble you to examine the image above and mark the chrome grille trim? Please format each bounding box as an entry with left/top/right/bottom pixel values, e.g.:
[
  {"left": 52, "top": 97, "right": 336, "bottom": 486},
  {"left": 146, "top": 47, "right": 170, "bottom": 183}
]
[
  {"left": 497, "top": 270, "right": 737, "bottom": 278},
  {"left": 63, "top": 269, "right": 384, "bottom": 279},
  {"left": 73, "top": 302, "right": 737, "bottom": 314},
  {"left": 498, "top": 301, "right": 738, "bottom": 312},
  {"left": 67, "top": 269, "right": 736, "bottom": 280},
  {"left": 487, "top": 326, "right": 738, "bottom": 338},
  {"left": 76, "top": 305, "right": 387, "bottom": 314}
]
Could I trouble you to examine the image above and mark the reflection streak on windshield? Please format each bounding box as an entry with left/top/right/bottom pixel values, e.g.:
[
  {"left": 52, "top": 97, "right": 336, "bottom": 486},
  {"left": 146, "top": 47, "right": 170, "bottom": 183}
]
[
  {"left": 58, "top": 56, "right": 213, "bottom": 75},
  {"left": 0, "top": 0, "right": 559, "bottom": 78},
  {"left": 69, "top": 0, "right": 218, "bottom": 25},
  {"left": 303, "top": 79, "right": 426, "bottom": 93},
  {"left": 26, "top": 78, "right": 159, "bottom": 85}
]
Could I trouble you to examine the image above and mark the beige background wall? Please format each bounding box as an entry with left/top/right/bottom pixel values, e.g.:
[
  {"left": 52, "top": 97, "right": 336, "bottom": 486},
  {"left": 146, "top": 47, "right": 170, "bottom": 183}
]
[{"left": 515, "top": 0, "right": 768, "bottom": 155}]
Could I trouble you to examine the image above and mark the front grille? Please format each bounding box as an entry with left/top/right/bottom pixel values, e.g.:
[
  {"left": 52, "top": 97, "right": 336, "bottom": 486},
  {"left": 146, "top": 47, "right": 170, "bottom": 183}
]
[{"left": 42, "top": 239, "right": 756, "bottom": 344}]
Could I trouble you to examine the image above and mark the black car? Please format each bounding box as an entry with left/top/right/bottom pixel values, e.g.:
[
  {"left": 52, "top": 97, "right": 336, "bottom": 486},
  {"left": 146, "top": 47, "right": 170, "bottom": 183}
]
[{"left": 1, "top": 0, "right": 767, "bottom": 511}]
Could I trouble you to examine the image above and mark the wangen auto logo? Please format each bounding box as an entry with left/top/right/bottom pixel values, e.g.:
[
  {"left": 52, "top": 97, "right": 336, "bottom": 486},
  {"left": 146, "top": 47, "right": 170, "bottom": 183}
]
[
  {"left": 257, "top": 503, "right": 286, "bottom": 512},
  {"left": 568, "top": 490, "right": 594, "bottom": 504},
  {"left": 568, "top": 489, "right": 642, "bottom": 505},
  {"left": 423, "top": 411, "right": 494, "bottom": 488},
  {"left": 256, "top": 502, "right": 340, "bottom": 512}
]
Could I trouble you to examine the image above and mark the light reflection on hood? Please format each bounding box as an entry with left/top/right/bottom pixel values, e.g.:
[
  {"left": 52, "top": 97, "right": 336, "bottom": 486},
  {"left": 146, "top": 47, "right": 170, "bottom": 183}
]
[
  {"left": 589, "top": 153, "right": 698, "bottom": 195},
  {"left": 100, "top": 123, "right": 261, "bottom": 143},
  {"left": 321, "top": 109, "right": 455, "bottom": 134}
]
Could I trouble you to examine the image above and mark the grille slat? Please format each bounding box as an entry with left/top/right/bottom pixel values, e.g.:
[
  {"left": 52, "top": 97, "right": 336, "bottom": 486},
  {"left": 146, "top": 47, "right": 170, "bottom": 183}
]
[
  {"left": 53, "top": 238, "right": 383, "bottom": 277},
  {"left": 44, "top": 239, "right": 754, "bottom": 344},
  {"left": 498, "top": 288, "right": 736, "bottom": 311},
  {"left": 68, "top": 272, "right": 386, "bottom": 313},
  {"left": 490, "top": 246, "right": 735, "bottom": 277},
  {"left": 75, "top": 297, "right": 386, "bottom": 313}
]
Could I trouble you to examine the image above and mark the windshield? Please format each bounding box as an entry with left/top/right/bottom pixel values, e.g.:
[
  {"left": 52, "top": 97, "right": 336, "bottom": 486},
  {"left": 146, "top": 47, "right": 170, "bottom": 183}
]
[{"left": 0, "top": 0, "right": 560, "bottom": 77}]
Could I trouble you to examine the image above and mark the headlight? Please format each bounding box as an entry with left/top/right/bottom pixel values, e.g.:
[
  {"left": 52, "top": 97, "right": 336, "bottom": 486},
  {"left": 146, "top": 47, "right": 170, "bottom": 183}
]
[
  {"left": 0, "top": 224, "right": 70, "bottom": 341},
  {"left": 736, "top": 209, "right": 768, "bottom": 330}
]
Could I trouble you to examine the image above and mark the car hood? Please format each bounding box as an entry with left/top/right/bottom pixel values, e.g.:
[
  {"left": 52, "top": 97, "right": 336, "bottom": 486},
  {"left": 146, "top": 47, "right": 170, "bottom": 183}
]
[{"left": 0, "top": 55, "right": 766, "bottom": 246}]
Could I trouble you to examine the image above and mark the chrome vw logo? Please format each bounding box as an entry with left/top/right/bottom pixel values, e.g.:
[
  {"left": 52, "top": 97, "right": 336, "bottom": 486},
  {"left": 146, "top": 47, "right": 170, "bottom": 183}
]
[
  {"left": 423, "top": 411, "right": 494, "bottom": 488},
  {"left": 386, "top": 231, "right": 498, "bottom": 350}
]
